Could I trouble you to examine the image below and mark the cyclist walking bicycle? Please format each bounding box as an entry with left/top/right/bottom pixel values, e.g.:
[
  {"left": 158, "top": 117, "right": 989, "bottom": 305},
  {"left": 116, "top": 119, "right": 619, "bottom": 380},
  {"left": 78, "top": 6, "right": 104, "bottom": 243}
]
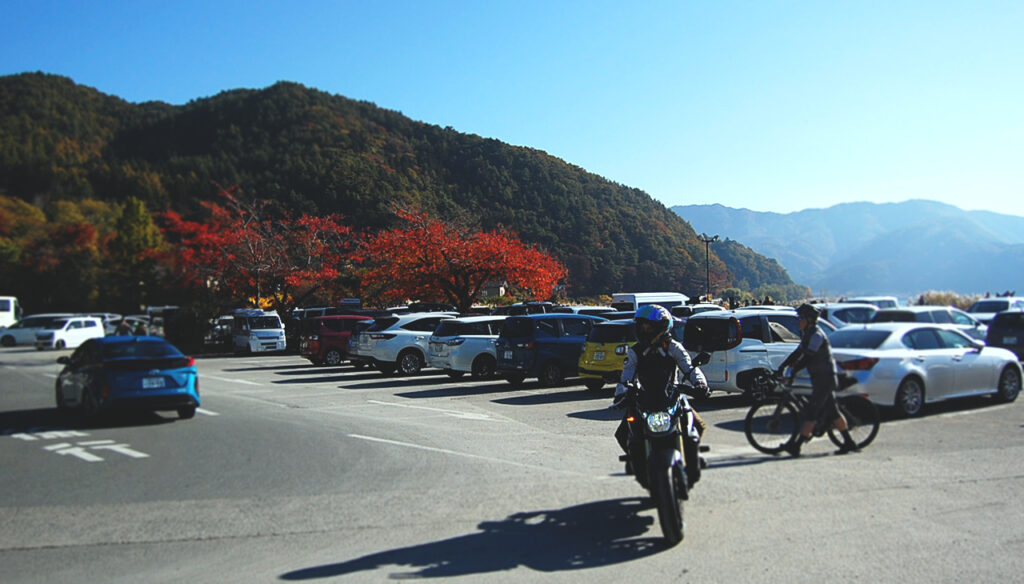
[{"left": 777, "top": 303, "right": 860, "bottom": 456}]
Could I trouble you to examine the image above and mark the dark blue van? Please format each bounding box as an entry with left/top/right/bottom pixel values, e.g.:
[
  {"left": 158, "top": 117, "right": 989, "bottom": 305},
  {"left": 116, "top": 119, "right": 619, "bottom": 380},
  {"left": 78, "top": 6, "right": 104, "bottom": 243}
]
[{"left": 495, "top": 313, "right": 605, "bottom": 386}]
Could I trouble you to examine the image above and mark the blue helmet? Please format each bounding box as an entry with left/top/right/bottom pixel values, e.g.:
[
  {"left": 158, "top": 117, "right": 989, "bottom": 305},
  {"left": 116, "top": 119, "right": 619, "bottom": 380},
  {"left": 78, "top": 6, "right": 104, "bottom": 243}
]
[{"left": 634, "top": 304, "right": 672, "bottom": 343}]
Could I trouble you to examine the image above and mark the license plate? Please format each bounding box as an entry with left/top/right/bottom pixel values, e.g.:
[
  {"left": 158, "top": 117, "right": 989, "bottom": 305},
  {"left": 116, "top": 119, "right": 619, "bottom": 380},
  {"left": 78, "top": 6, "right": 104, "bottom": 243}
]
[
  {"left": 1006, "top": 336, "right": 1018, "bottom": 344},
  {"left": 143, "top": 377, "right": 166, "bottom": 389},
  {"left": 504, "top": 351, "right": 513, "bottom": 360},
  {"left": 593, "top": 351, "right": 605, "bottom": 361}
]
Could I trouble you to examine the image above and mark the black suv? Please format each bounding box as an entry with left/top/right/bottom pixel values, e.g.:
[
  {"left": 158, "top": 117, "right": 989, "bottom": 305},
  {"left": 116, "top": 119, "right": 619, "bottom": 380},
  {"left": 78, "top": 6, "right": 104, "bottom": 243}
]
[{"left": 986, "top": 310, "right": 1024, "bottom": 360}]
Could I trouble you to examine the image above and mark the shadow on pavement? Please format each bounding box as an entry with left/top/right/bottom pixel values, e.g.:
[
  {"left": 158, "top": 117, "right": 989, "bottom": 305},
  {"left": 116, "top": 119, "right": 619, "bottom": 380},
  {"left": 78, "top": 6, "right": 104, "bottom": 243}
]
[{"left": 280, "top": 497, "right": 669, "bottom": 581}]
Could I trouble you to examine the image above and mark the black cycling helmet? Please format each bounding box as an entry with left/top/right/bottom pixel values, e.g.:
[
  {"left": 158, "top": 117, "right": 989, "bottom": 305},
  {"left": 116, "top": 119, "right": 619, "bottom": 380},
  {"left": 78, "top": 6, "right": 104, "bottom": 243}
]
[{"left": 796, "top": 303, "right": 820, "bottom": 321}]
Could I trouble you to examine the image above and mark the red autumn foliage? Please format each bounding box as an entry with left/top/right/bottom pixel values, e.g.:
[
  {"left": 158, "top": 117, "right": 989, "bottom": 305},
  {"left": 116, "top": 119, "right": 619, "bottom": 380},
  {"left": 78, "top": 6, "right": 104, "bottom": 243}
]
[
  {"left": 159, "top": 186, "right": 354, "bottom": 310},
  {"left": 357, "top": 208, "right": 567, "bottom": 311}
]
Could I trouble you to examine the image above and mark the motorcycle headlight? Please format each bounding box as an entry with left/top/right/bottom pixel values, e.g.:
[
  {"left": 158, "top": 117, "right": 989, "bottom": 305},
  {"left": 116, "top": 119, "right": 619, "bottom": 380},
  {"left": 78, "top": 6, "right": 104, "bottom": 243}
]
[{"left": 645, "top": 411, "right": 673, "bottom": 433}]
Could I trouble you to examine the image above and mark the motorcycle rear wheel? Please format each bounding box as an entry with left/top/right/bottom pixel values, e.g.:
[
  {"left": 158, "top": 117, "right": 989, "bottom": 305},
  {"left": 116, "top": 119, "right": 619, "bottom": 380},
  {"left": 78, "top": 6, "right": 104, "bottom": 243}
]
[{"left": 654, "top": 466, "right": 684, "bottom": 546}]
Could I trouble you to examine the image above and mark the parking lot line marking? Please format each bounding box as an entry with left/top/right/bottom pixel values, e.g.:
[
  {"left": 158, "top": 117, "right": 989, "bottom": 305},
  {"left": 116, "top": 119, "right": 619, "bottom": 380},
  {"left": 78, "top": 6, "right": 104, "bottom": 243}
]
[
  {"left": 196, "top": 408, "right": 219, "bottom": 416},
  {"left": 206, "top": 375, "right": 261, "bottom": 386},
  {"left": 366, "top": 399, "right": 498, "bottom": 421},
  {"left": 348, "top": 433, "right": 591, "bottom": 476}
]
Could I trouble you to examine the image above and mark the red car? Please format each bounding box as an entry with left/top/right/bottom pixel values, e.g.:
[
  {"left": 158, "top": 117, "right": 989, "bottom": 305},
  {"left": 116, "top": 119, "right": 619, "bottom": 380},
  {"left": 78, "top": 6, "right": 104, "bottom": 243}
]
[{"left": 299, "top": 315, "right": 372, "bottom": 366}]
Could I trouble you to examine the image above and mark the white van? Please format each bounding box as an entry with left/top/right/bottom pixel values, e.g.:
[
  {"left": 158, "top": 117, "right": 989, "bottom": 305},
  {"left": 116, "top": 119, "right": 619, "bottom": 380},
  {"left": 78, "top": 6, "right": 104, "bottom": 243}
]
[
  {"left": 35, "top": 316, "right": 105, "bottom": 350},
  {"left": 232, "top": 309, "right": 286, "bottom": 354},
  {"left": 0, "top": 313, "right": 74, "bottom": 346},
  {"left": 610, "top": 292, "right": 689, "bottom": 312},
  {"left": 0, "top": 296, "right": 22, "bottom": 328}
]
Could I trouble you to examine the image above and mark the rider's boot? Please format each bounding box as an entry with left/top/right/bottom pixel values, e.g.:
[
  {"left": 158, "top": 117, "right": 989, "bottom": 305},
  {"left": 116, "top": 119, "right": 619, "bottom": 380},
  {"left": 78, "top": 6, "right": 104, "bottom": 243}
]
[
  {"left": 784, "top": 434, "right": 807, "bottom": 457},
  {"left": 835, "top": 431, "right": 861, "bottom": 455}
]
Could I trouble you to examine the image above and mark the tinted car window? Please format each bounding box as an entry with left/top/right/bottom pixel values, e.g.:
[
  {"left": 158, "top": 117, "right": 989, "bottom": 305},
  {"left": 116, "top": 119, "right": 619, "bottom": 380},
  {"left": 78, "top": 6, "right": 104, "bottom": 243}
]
[
  {"left": 535, "top": 319, "right": 558, "bottom": 338},
  {"left": 404, "top": 318, "right": 446, "bottom": 332},
  {"left": 935, "top": 329, "right": 973, "bottom": 349},
  {"left": 970, "top": 300, "right": 1010, "bottom": 313},
  {"left": 765, "top": 314, "right": 800, "bottom": 339},
  {"left": 903, "top": 329, "right": 941, "bottom": 350},
  {"left": 929, "top": 310, "right": 952, "bottom": 324},
  {"left": 502, "top": 317, "right": 535, "bottom": 338},
  {"left": 829, "top": 329, "right": 890, "bottom": 349},
  {"left": 589, "top": 322, "right": 636, "bottom": 343},
  {"left": 872, "top": 311, "right": 915, "bottom": 323},
  {"left": 739, "top": 316, "right": 765, "bottom": 342},
  {"left": 832, "top": 306, "right": 876, "bottom": 324},
  {"left": 561, "top": 318, "right": 592, "bottom": 337},
  {"left": 367, "top": 317, "right": 399, "bottom": 332},
  {"left": 103, "top": 339, "right": 182, "bottom": 359}
]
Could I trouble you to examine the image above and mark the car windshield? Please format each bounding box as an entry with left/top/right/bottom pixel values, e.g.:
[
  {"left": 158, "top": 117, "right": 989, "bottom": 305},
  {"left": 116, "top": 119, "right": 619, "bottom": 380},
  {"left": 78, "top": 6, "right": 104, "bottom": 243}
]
[
  {"left": 102, "top": 339, "right": 183, "bottom": 359},
  {"left": 829, "top": 329, "right": 891, "bottom": 349},
  {"left": 248, "top": 316, "right": 281, "bottom": 329},
  {"left": 588, "top": 322, "right": 636, "bottom": 343},
  {"left": 970, "top": 300, "right": 1009, "bottom": 313}
]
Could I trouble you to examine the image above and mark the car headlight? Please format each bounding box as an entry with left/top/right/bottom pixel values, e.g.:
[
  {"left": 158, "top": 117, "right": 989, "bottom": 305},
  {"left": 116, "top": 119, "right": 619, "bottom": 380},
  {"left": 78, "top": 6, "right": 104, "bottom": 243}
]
[{"left": 645, "top": 411, "right": 673, "bottom": 433}]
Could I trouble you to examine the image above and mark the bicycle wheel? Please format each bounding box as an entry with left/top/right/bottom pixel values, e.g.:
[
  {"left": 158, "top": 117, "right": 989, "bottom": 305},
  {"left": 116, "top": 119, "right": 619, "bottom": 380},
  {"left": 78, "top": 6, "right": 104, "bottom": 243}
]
[
  {"left": 828, "top": 395, "right": 880, "bottom": 449},
  {"left": 744, "top": 397, "right": 800, "bottom": 454}
]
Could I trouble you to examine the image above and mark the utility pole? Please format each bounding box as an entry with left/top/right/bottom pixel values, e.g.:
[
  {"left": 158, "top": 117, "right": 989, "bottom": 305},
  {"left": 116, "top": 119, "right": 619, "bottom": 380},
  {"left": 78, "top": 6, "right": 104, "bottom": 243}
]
[{"left": 699, "top": 233, "right": 719, "bottom": 301}]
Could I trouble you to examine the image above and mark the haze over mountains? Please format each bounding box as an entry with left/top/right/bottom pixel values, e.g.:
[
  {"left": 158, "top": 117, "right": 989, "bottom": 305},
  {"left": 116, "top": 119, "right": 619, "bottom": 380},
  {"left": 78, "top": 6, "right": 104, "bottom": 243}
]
[{"left": 672, "top": 200, "right": 1024, "bottom": 299}]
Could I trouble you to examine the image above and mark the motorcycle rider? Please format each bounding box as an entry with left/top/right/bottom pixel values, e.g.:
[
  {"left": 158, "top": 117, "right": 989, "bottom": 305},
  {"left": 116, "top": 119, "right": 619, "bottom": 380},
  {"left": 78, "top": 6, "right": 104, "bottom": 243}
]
[
  {"left": 777, "top": 302, "right": 860, "bottom": 456},
  {"left": 612, "top": 304, "right": 710, "bottom": 486}
]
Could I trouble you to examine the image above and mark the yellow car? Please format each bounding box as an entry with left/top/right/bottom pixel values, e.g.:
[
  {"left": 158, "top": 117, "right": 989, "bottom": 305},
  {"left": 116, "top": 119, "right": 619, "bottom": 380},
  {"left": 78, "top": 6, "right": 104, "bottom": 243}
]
[{"left": 578, "top": 319, "right": 637, "bottom": 391}]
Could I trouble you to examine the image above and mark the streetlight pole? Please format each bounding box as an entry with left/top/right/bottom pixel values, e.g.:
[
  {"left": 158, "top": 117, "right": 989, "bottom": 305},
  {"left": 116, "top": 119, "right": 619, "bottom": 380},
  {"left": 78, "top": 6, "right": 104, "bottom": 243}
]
[{"left": 698, "top": 233, "right": 719, "bottom": 301}]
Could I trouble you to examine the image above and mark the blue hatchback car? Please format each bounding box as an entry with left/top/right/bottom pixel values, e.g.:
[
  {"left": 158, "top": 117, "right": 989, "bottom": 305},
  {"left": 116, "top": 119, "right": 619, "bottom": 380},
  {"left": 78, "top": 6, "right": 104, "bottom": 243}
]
[
  {"left": 56, "top": 336, "right": 200, "bottom": 421},
  {"left": 495, "top": 313, "right": 605, "bottom": 386}
]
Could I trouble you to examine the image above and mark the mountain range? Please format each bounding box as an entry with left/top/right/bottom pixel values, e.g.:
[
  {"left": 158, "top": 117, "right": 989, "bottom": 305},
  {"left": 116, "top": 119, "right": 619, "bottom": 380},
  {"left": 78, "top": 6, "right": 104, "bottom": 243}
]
[{"left": 671, "top": 200, "right": 1024, "bottom": 299}]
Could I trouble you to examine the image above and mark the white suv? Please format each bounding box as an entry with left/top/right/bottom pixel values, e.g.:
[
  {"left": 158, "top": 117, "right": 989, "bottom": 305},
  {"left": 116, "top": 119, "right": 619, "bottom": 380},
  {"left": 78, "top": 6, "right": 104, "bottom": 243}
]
[
  {"left": 35, "top": 316, "right": 105, "bottom": 350},
  {"left": 682, "top": 309, "right": 803, "bottom": 395},
  {"left": 0, "top": 313, "right": 74, "bottom": 346},
  {"left": 427, "top": 315, "right": 505, "bottom": 379},
  {"left": 363, "top": 312, "right": 457, "bottom": 375}
]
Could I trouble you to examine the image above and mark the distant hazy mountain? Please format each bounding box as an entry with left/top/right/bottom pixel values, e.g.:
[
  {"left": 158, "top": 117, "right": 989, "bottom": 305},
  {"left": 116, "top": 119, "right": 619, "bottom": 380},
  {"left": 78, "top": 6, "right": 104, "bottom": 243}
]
[{"left": 672, "top": 200, "right": 1024, "bottom": 298}]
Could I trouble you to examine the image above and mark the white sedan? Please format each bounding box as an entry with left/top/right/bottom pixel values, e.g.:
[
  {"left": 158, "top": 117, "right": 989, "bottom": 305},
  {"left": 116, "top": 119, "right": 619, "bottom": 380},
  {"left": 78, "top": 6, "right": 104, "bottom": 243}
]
[{"left": 829, "top": 323, "right": 1022, "bottom": 416}]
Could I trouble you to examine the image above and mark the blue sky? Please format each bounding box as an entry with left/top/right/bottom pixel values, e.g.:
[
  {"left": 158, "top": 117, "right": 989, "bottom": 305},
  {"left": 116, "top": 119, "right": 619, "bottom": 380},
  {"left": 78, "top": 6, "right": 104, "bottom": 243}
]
[{"left": 3, "top": 1, "right": 1022, "bottom": 217}]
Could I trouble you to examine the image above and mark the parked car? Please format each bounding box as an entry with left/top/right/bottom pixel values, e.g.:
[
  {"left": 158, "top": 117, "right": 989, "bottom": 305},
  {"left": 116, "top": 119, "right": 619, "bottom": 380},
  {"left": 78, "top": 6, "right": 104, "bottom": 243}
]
[
  {"left": 812, "top": 302, "right": 878, "bottom": 329},
  {"left": 829, "top": 323, "right": 1021, "bottom": 416},
  {"left": 345, "top": 319, "right": 376, "bottom": 369},
  {"left": 361, "top": 312, "right": 457, "bottom": 375},
  {"left": 230, "top": 309, "right": 287, "bottom": 354},
  {"left": 0, "top": 313, "right": 74, "bottom": 346},
  {"left": 845, "top": 295, "right": 900, "bottom": 309},
  {"left": 427, "top": 315, "right": 506, "bottom": 379},
  {"left": 35, "top": 316, "right": 105, "bottom": 350},
  {"left": 490, "top": 302, "right": 557, "bottom": 316},
  {"left": 870, "top": 306, "right": 988, "bottom": 341},
  {"left": 670, "top": 303, "right": 726, "bottom": 319},
  {"left": 495, "top": 313, "right": 604, "bottom": 386},
  {"left": 578, "top": 318, "right": 637, "bottom": 391},
  {"left": 682, "top": 308, "right": 803, "bottom": 395},
  {"left": 55, "top": 336, "right": 200, "bottom": 421},
  {"left": 986, "top": 309, "right": 1024, "bottom": 360},
  {"left": 551, "top": 305, "right": 618, "bottom": 318},
  {"left": 299, "top": 315, "right": 372, "bottom": 366},
  {"left": 967, "top": 297, "right": 1024, "bottom": 325}
]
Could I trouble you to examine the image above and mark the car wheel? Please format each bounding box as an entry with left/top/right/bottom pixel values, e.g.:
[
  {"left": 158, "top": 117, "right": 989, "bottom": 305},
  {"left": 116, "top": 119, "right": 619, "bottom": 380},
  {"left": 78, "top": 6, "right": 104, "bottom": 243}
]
[
  {"left": 54, "top": 382, "right": 66, "bottom": 410},
  {"left": 895, "top": 377, "right": 925, "bottom": 417},
  {"left": 584, "top": 379, "right": 605, "bottom": 391},
  {"left": 81, "top": 388, "right": 101, "bottom": 423},
  {"left": 55, "top": 339, "right": 66, "bottom": 350},
  {"left": 1, "top": 335, "right": 14, "bottom": 347},
  {"left": 470, "top": 355, "right": 496, "bottom": 379},
  {"left": 538, "top": 361, "right": 565, "bottom": 387},
  {"left": 324, "top": 349, "right": 343, "bottom": 366},
  {"left": 996, "top": 366, "right": 1022, "bottom": 403},
  {"left": 177, "top": 406, "right": 196, "bottom": 419},
  {"left": 397, "top": 350, "right": 424, "bottom": 375}
]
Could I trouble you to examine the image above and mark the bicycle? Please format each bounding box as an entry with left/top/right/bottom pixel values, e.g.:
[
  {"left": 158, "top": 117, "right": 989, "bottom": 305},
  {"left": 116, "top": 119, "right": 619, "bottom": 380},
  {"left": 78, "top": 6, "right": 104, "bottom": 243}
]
[{"left": 743, "top": 370, "right": 880, "bottom": 455}]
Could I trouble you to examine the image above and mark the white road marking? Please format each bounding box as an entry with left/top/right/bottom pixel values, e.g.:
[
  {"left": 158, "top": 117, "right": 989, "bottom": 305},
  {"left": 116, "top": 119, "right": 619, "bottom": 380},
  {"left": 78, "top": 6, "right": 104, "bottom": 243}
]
[
  {"left": 206, "top": 375, "right": 261, "bottom": 386},
  {"left": 196, "top": 408, "right": 219, "bottom": 416},
  {"left": 366, "top": 399, "right": 497, "bottom": 421}
]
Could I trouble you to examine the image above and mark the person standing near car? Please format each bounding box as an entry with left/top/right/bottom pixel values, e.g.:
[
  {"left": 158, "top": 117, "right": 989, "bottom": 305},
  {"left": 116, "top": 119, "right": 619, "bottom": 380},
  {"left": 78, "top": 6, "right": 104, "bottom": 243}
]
[
  {"left": 612, "top": 304, "right": 710, "bottom": 486},
  {"left": 777, "top": 303, "right": 859, "bottom": 456},
  {"left": 115, "top": 319, "right": 132, "bottom": 336}
]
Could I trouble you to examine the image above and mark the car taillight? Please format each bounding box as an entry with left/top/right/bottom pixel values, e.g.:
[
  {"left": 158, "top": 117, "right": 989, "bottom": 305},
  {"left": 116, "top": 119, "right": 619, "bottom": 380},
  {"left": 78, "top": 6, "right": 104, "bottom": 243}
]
[{"left": 840, "top": 357, "right": 879, "bottom": 371}]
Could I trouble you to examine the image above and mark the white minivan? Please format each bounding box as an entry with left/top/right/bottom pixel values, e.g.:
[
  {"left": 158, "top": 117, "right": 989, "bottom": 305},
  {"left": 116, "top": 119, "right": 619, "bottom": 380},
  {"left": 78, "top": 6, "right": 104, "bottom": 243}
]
[
  {"left": 231, "top": 309, "right": 287, "bottom": 354},
  {"left": 35, "top": 316, "right": 105, "bottom": 350},
  {"left": 0, "top": 296, "right": 22, "bottom": 328},
  {"left": 0, "top": 313, "right": 74, "bottom": 346}
]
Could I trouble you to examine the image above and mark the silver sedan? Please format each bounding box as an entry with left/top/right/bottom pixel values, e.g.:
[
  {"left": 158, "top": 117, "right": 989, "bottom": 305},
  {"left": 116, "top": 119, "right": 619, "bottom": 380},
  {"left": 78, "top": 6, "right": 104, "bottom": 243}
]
[{"left": 829, "top": 323, "right": 1022, "bottom": 416}]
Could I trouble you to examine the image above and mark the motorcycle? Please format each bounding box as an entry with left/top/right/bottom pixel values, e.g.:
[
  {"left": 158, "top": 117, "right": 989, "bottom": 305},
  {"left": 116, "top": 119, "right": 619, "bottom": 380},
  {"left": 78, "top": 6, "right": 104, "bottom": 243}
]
[{"left": 612, "top": 352, "right": 710, "bottom": 546}]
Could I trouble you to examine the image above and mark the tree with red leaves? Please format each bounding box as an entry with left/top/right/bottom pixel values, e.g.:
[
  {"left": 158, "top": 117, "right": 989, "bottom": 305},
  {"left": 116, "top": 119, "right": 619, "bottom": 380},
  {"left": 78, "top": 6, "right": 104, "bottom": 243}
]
[
  {"left": 159, "top": 186, "right": 355, "bottom": 311},
  {"left": 357, "top": 208, "right": 567, "bottom": 312}
]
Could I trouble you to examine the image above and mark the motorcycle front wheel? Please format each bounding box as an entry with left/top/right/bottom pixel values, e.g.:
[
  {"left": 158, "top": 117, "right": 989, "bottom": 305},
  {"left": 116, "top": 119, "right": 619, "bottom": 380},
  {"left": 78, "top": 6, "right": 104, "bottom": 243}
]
[
  {"left": 744, "top": 397, "right": 800, "bottom": 454},
  {"left": 654, "top": 465, "right": 684, "bottom": 546}
]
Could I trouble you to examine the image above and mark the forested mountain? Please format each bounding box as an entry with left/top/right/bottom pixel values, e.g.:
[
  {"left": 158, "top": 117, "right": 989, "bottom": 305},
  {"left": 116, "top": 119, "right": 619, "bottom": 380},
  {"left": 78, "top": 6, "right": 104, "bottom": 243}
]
[
  {"left": 673, "top": 201, "right": 1024, "bottom": 297},
  {"left": 1, "top": 72, "right": 801, "bottom": 301}
]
